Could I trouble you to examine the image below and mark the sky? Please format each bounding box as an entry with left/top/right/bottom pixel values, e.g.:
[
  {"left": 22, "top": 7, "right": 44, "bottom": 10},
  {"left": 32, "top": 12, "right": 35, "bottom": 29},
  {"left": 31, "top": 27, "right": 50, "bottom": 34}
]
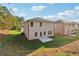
[{"left": 1, "top": 3, "right": 79, "bottom": 22}]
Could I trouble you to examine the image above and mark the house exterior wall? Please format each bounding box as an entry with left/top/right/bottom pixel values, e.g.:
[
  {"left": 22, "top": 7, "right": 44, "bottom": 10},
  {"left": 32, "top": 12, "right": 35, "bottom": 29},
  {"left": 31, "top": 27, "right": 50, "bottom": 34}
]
[
  {"left": 54, "top": 23, "right": 64, "bottom": 35},
  {"left": 28, "top": 21, "right": 54, "bottom": 40},
  {"left": 23, "top": 21, "right": 29, "bottom": 39},
  {"left": 23, "top": 19, "right": 79, "bottom": 40},
  {"left": 64, "top": 23, "right": 75, "bottom": 35},
  {"left": 64, "top": 24, "right": 71, "bottom": 35},
  {"left": 78, "top": 24, "right": 79, "bottom": 32},
  {"left": 74, "top": 24, "right": 79, "bottom": 33},
  {"left": 54, "top": 22, "right": 76, "bottom": 36}
]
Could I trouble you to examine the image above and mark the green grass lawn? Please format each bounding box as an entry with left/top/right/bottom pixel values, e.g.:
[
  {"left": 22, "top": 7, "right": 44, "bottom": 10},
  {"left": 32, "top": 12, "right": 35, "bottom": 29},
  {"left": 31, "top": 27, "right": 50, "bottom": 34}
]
[
  {"left": 3, "top": 30, "right": 21, "bottom": 43},
  {"left": 3, "top": 30, "right": 79, "bottom": 49},
  {"left": 3, "top": 30, "right": 43, "bottom": 50},
  {"left": 44, "top": 35, "right": 79, "bottom": 48},
  {"left": 2, "top": 30, "right": 79, "bottom": 55}
]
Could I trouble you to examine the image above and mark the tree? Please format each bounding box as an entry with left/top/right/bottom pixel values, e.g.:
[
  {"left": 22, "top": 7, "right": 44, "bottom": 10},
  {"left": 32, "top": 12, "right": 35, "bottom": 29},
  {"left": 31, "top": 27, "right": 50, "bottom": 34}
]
[{"left": 0, "top": 5, "right": 21, "bottom": 30}]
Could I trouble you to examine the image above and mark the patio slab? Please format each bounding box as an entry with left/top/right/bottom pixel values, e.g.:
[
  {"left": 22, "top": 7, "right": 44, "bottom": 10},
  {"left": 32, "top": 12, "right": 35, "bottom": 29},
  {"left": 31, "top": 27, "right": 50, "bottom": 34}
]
[{"left": 39, "top": 37, "right": 53, "bottom": 43}]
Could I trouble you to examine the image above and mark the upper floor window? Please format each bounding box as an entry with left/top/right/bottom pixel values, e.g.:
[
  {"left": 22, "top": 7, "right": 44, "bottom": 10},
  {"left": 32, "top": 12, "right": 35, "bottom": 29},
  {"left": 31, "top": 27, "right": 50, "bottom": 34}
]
[
  {"left": 40, "top": 22, "right": 42, "bottom": 27},
  {"left": 35, "top": 32, "right": 37, "bottom": 37},
  {"left": 30, "top": 22, "right": 33, "bottom": 27}
]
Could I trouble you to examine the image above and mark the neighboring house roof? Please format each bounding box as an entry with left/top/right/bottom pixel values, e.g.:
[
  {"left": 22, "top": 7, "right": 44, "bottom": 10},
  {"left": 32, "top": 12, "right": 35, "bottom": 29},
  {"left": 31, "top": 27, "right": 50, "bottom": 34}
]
[
  {"left": 55, "top": 19, "right": 79, "bottom": 25},
  {"left": 24, "top": 17, "right": 55, "bottom": 23},
  {"left": 72, "top": 22, "right": 79, "bottom": 25}
]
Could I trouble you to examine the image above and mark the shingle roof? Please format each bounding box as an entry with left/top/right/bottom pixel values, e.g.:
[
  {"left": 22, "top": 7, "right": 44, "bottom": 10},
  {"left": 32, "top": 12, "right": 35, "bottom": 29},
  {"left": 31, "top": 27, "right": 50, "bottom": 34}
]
[
  {"left": 25, "top": 17, "right": 55, "bottom": 23},
  {"left": 55, "top": 19, "right": 74, "bottom": 24}
]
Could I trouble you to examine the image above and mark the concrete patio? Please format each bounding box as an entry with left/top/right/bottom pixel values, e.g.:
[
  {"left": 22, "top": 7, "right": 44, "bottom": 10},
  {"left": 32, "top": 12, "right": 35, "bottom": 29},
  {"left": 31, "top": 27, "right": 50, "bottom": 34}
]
[{"left": 39, "top": 37, "right": 53, "bottom": 43}]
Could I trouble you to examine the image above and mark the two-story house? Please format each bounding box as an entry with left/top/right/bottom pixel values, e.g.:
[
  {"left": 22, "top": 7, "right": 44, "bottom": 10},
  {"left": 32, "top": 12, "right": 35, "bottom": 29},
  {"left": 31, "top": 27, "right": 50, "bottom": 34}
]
[
  {"left": 54, "top": 20, "right": 77, "bottom": 35},
  {"left": 23, "top": 17, "right": 55, "bottom": 40}
]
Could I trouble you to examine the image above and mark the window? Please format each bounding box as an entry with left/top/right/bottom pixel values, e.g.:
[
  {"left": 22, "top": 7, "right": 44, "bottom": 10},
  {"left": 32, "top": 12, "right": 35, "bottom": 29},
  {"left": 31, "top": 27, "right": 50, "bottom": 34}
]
[
  {"left": 50, "top": 31, "right": 52, "bottom": 34},
  {"left": 48, "top": 31, "right": 52, "bottom": 35},
  {"left": 35, "top": 32, "right": 37, "bottom": 37},
  {"left": 40, "top": 22, "right": 42, "bottom": 27},
  {"left": 72, "top": 29, "right": 73, "bottom": 32},
  {"left": 76, "top": 29, "right": 78, "bottom": 32},
  {"left": 44, "top": 31, "right": 46, "bottom": 35},
  {"left": 30, "top": 22, "right": 33, "bottom": 27},
  {"left": 40, "top": 32, "right": 42, "bottom": 37}
]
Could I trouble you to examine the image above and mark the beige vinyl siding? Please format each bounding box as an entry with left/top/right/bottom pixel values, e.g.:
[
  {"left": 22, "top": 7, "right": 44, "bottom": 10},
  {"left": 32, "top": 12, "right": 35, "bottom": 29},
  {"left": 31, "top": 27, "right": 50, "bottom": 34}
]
[
  {"left": 54, "top": 23, "right": 64, "bottom": 35},
  {"left": 28, "top": 21, "right": 54, "bottom": 40},
  {"left": 23, "top": 21, "right": 29, "bottom": 38},
  {"left": 64, "top": 23, "right": 74, "bottom": 35},
  {"left": 74, "top": 24, "right": 79, "bottom": 33}
]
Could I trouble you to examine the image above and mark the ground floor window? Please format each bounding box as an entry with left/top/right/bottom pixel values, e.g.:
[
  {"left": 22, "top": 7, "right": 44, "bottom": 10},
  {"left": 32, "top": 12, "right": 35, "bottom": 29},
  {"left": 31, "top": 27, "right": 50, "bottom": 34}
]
[
  {"left": 51, "top": 31, "right": 52, "bottom": 34},
  {"left": 40, "top": 32, "right": 42, "bottom": 37},
  {"left": 35, "top": 32, "right": 38, "bottom": 37},
  {"left": 72, "top": 29, "right": 73, "bottom": 32},
  {"left": 48, "top": 31, "right": 52, "bottom": 35},
  {"left": 76, "top": 29, "right": 78, "bottom": 31},
  {"left": 44, "top": 31, "right": 46, "bottom": 35}
]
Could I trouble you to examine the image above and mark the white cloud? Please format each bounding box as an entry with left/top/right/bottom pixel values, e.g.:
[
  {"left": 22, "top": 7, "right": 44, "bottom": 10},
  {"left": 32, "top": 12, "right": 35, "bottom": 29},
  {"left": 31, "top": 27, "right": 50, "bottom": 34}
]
[
  {"left": 57, "top": 10, "right": 76, "bottom": 19},
  {"left": 43, "top": 15, "right": 55, "bottom": 18},
  {"left": 57, "top": 12, "right": 64, "bottom": 16},
  {"left": 74, "top": 6, "right": 79, "bottom": 15},
  {"left": 57, "top": 10, "right": 75, "bottom": 17},
  {"left": 70, "top": 10, "right": 75, "bottom": 13},
  {"left": 43, "top": 15, "right": 57, "bottom": 19},
  {"left": 64, "top": 10, "right": 70, "bottom": 15},
  {"left": 12, "top": 8, "right": 18, "bottom": 13},
  {"left": 57, "top": 6, "right": 79, "bottom": 20},
  {"left": 26, "top": 17, "right": 31, "bottom": 20},
  {"left": 48, "top": 3, "right": 54, "bottom": 5},
  {"left": 12, "top": 8, "right": 18, "bottom": 11},
  {"left": 74, "top": 6, "right": 79, "bottom": 10},
  {"left": 32, "top": 5, "right": 47, "bottom": 11},
  {"left": 53, "top": 6, "right": 79, "bottom": 20},
  {"left": 19, "top": 13, "right": 26, "bottom": 17}
]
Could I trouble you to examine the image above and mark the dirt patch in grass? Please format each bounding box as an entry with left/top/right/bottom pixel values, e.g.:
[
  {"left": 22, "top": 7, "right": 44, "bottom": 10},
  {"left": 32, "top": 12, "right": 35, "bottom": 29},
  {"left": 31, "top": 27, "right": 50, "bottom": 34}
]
[
  {"left": 28, "top": 48, "right": 58, "bottom": 56},
  {"left": 29, "top": 40, "right": 79, "bottom": 56},
  {"left": 59, "top": 40, "right": 79, "bottom": 54}
]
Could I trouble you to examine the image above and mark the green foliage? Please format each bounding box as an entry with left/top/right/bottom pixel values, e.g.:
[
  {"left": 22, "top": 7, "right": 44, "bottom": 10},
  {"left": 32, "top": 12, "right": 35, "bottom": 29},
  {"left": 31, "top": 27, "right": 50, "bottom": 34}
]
[{"left": 0, "top": 5, "right": 22, "bottom": 30}]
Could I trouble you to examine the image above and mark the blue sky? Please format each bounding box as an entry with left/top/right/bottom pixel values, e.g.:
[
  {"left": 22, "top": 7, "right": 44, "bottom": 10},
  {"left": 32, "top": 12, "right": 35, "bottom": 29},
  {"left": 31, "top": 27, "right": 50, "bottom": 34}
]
[{"left": 1, "top": 3, "right": 79, "bottom": 22}]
